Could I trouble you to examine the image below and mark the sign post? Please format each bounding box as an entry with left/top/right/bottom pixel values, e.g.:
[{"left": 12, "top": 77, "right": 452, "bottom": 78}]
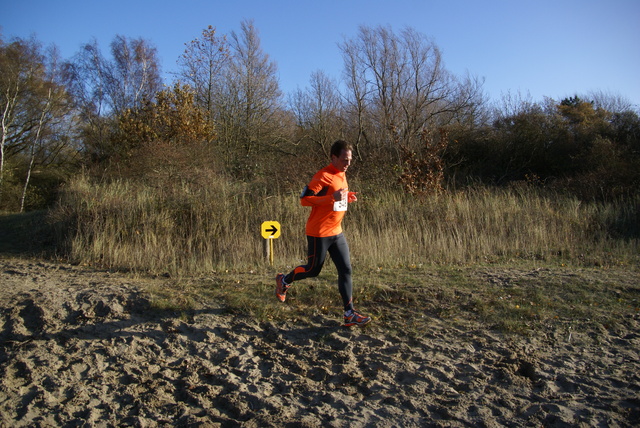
[{"left": 261, "top": 221, "right": 281, "bottom": 266}]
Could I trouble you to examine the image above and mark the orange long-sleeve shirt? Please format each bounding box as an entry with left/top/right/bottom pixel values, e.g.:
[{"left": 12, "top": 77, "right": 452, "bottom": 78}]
[{"left": 300, "top": 164, "right": 348, "bottom": 237}]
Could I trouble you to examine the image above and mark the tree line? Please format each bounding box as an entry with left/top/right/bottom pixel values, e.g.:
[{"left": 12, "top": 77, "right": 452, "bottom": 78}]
[{"left": 1, "top": 20, "right": 639, "bottom": 212}]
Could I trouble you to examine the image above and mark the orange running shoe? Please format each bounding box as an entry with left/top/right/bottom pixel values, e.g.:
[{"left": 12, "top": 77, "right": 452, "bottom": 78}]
[
  {"left": 275, "top": 273, "right": 290, "bottom": 302},
  {"left": 344, "top": 310, "right": 371, "bottom": 327}
]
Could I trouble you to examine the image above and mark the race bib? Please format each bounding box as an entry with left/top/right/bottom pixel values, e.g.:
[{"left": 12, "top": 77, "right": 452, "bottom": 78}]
[{"left": 333, "top": 198, "right": 348, "bottom": 212}]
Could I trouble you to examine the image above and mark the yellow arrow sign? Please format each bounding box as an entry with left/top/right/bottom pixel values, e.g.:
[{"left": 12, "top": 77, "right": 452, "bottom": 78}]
[{"left": 261, "top": 221, "right": 281, "bottom": 239}]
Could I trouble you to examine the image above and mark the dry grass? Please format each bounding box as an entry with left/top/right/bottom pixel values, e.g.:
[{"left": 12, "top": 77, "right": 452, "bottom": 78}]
[
  {"left": 40, "top": 174, "right": 640, "bottom": 334},
  {"left": 3, "top": 177, "right": 639, "bottom": 335},
  {"left": 347, "top": 185, "right": 638, "bottom": 268},
  {"left": 51, "top": 175, "right": 307, "bottom": 274},
  {"left": 51, "top": 175, "right": 638, "bottom": 276}
]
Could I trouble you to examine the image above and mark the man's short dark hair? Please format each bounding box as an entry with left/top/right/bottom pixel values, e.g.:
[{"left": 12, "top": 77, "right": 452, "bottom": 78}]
[{"left": 330, "top": 140, "right": 353, "bottom": 158}]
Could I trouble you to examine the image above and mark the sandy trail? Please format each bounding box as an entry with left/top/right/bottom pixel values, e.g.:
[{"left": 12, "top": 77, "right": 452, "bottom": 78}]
[{"left": 1, "top": 258, "right": 639, "bottom": 427}]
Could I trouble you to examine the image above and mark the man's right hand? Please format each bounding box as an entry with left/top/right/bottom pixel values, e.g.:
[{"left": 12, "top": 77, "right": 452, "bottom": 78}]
[{"left": 333, "top": 188, "right": 348, "bottom": 201}]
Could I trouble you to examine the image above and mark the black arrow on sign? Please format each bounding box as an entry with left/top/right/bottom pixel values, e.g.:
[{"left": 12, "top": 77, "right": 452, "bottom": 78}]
[{"left": 265, "top": 225, "right": 278, "bottom": 236}]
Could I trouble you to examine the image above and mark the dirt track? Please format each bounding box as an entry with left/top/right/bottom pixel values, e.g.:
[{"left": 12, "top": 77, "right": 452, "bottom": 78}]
[{"left": 1, "top": 258, "right": 639, "bottom": 427}]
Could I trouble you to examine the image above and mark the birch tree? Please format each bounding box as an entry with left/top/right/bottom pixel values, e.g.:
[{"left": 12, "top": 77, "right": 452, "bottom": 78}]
[
  {"left": 0, "top": 37, "right": 41, "bottom": 202},
  {"left": 63, "top": 36, "right": 162, "bottom": 163},
  {"left": 1, "top": 36, "right": 75, "bottom": 210},
  {"left": 20, "top": 88, "right": 52, "bottom": 211}
]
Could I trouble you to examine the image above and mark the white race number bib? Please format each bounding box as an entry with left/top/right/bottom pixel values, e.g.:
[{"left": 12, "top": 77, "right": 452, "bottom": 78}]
[{"left": 333, "top": 198, "right": 348, "bottom": 212}]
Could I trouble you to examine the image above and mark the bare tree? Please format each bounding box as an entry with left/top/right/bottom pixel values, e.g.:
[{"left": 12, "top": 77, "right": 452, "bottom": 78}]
[
  {"left": 177, "top": 26, "right": 230, "bottom": 121},
  {"left": 340, "top": 37, "right": 371, "bottom": 160},
  {"left": 63, "top": 35, "right": 162, "bottom": 162},
  {"left": 109, "top": 35, "right": 162, "bottom": 116},
  {"left": 67, "top": 35, "right": 162, "bottom": 117},
  {"left": 290, "top": 70, "right": 342, "bottom": 158},
  {"left": 220, "top": 19, "right": 282, "bottom": 158},
  {"left": 587, "top": 90, "right": 634, "bottom": 114},
  {"left": 339, "top": 25, "right": 485, "bottom": 160}
]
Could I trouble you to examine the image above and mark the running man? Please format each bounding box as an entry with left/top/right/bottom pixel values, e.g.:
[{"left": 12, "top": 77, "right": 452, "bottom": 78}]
[{"left": 275, "top": 140, "right": 371, "bottom": 327}]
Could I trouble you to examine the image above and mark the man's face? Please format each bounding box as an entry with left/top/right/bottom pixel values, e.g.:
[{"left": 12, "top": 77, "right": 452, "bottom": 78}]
[{"left": 331, "top": 149, "right": 352, "bottom": 172}]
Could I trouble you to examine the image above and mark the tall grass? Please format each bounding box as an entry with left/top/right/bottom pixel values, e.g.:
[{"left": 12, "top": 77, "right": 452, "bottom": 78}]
[
  {"left": 51, "top": 175, "right": 301, "bottom": 273},
  {"left": 51, "top": 174, "right": 639, "bottom": 275},
  {"left": 348, "top": 185, "right": 638, "bottom": 267}
]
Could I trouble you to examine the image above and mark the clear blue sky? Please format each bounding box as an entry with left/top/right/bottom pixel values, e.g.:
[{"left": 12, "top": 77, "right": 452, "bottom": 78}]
[{"left": 2, "top": 0, "right": 639, "bottom": 108}]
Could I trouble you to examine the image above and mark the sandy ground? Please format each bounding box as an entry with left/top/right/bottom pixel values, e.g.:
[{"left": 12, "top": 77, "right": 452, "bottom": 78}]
[{"left": 1, "top": 258, "right": 639, "bottom": 427}]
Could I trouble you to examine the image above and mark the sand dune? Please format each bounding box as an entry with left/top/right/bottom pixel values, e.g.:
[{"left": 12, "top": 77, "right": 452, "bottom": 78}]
[{"left": 1, "top": 259, "right": 639, "bottom": 426}]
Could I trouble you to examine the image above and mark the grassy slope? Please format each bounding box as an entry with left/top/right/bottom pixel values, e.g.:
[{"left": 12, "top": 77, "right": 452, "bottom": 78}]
[{"left": 2, "top": 210, "right": 638, "bottom": 336}]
